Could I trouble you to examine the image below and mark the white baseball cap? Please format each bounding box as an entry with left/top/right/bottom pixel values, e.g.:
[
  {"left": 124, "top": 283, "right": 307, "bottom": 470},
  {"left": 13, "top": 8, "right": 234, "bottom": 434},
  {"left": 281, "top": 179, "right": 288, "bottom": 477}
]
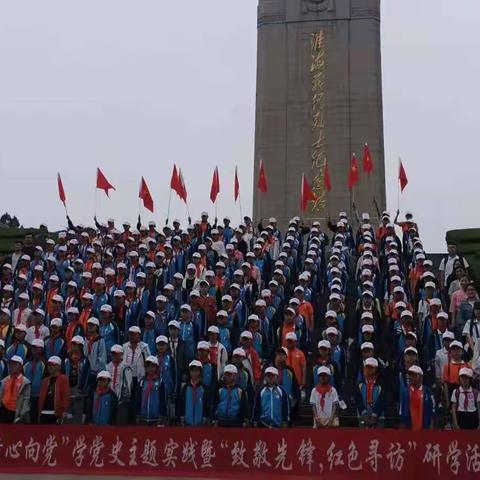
[
  {"left": 208, "top": 326, "right": 219, "bottom": 335},
  {"left": 361, "top": 342, "right": 374, "bottom": 351},
  {"left": 317, "top": 366, "right": 331, "bottom": 376},
  {"left": 317, "top": 340, "right": 331, "bottom": 349},
  {"left": 31, "top": 339, "right": 45, "bottom": 349},
  {"left": 72, "top": 335, "right": 85, "bottom": 345},
  {"left": 265, "top": 366, "right": 279, "bottom": 376},
  {"left": 364, "top": 357, "right": 378, "bottom": 368},
  {"left": 145, "top": 356, "right": 159, "bottom": 366},
  {"left": 9, "top": 355, "right": 23, "bottom": 365},
  {"left": 48, "top": 356, "right": 62, "bottom": 366},
  {"left": 459, "top": 367, "right": 473, "bottom": 378},
  {"left": 189, "top": 360, "right": 203, "bottom": 369},
  {"left": 111, "top": 344, "right": 124, "bottom": 354},
  {"left": 224, "top": 364, "right": 238, "bottom": 375},
  {"left": 408, "top": 365, "right": 423, "bottom": 375},
  {"left": 285, "top": 332, "right": 297, "bottom": 341},
  {"left": 197, "top": 341, "right": 210, "bottom": 350},
  {"left": 128, "top": 326, "right": 141, "bottom": 334},
  {"left": 156, "top": 335, "right": 168, "bottom": 344},
  {"left": 240, "top": 331, "right": 253, "bottom": 340}
]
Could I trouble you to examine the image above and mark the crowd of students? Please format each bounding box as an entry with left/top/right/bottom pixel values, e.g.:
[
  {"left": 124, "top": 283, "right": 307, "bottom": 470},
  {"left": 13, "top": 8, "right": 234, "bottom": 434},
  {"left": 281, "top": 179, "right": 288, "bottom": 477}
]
[{"left": 0, "top": 210, "right": 479, "bottom": 430}]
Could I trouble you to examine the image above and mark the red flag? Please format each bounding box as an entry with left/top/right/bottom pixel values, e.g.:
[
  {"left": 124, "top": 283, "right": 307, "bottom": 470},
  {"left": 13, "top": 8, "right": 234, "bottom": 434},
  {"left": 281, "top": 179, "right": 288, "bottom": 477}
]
[
  {"left": 257, "top": 159, "right": 268, "bottom": 194},
  {"left": 138, "top": 177, "right": 154, "bottom": 212},
  {"left": 324, "top": 159, "right": 332, "bottom": 192},
  {"left": 301, "top": 174, "right": 316, "bottom": 212},
  {"left": 96, "top": 168, "right": 116, "bottom": 197},
  {"left": 399, "top": 159, "right": 409, "bottom": 192},
  {"left": 210, "top": 166, "right": 220, "bottom": 203},
  {"left": 178, "top": 169, "right": 187, "bottom": 203},
  {"left": 57, "top": 173, "right": 66, "bottom": 206},
  {"left": 348, "top": 154, "right": 360, "bottom": 190},
  {"left": 170, "top": 164, "right": 182, "bottom": 197},
  {"left": 363, "top": 143, "right": 374, "bottom": 174},
  {"left": 234, "top": 166, "right": 240, "bottom": 201}
]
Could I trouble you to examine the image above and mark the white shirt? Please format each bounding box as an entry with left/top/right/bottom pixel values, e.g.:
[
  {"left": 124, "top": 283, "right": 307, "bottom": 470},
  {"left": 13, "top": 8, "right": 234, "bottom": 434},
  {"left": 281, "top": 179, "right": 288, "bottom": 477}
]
[
  {"left": 462, "top": 320, "right": 480, "bottom": 343},
  {"left": 122, "top": 341, "right": 150, "bottom": 379},
  {"left": 310, "top": 386, "right": 339, "bottom": 419},
  {"left": 26, "top": 325, "right": 50, "bottom": 344},
  {"left": 451, "top": 387, "right": 480, "bottom": 412},
  {"left": 439, "top": 255, "right": 469, "bottom": 286},
  {"left": 12, "top": 307, "right": 32, "bottom": 327}
]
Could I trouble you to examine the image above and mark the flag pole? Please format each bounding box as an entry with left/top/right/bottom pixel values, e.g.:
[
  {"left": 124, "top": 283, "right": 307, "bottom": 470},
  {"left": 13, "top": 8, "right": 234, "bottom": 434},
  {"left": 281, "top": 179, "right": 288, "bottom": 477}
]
[
  {"left": 238, "top": 193, "right": 243, "bottom": 224},
  {"left": 397, "top": 157, "right": 401, "bottom": 213},
  {"left": 94, "top": 187, "right": 98, "bottom": 219},
  {"left": 166, "top": 188, "right": 173, "bottom": 224}
]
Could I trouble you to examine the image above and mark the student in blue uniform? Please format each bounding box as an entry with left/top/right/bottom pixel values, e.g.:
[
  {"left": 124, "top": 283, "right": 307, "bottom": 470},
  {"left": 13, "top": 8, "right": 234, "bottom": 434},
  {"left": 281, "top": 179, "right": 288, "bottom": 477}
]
[
  {"left": 136, "top": 356, "right": 167, "bottom": 426},
  {"left": 84, "top": 318, "right": 107, "bottom": 389},
  {"left": 178, "top": 304, "right": 198, "bottom": 364},
  {"left": 216, "top": 310, "right": 232, "bottom": 355},
  {"left": 5, "top": 324, "right": 29, "bottom": 361},
  {"left": 141, "top": 311, "right": 157, "bottom": 354},
  {"left": 354, "top": 357, "right": 385, "bottom": 428},
  {"left": 86, "top": 370, "right": 118, "bottom": 425},
  {"left": 253, "top": 366, "right": 289, "bottom": 428},
  {"left": 99, "top": 304, "right": 119, "bottom": 362},
  {"left": 179, "top": 360, "right": 210, "bottom": 426},
  {"left": 155, "top": 335, "right": 176, "bottom": 422},
  {"left": 196, "top": 341, "right": 218, "bottom": 408},
  {"left": 213, "top": 364, "right": 250, "bottom": 427},
  {"left": 23, "top": 338, "right": 47, "bottom": 423},
  {"left": 44, "top": 318, "right": 66, "bottom": 360}
]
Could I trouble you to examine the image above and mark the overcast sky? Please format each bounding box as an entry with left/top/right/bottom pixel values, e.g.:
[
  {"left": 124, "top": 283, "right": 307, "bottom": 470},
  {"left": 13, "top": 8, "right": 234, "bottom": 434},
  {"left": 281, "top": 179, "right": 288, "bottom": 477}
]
[{"left": 0, "top": 0, "right": 478, "bottom": 251}]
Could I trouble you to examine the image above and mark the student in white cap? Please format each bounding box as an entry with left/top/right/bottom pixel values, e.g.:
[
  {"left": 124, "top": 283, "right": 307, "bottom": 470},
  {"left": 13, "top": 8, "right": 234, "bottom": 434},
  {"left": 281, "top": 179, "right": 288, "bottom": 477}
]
[
  {"left": 106, "top": 345, "right": 132, "bottom": 425},
  {"left": 253, "top": 366, "right": 289, "bottom": 428},
  {"left": 451, "top": 368, "right": 480, "bottom": 430},
  {"left": 64, "top": 335, "right": 90, "bottom": 424},
  {"left": 38, "top": 356, "right": 69, "bottom": 424},
  {"left": 122, "top": 325, "right": 151, "bottom": 422},
  {"left": 179, "top": 360, "right": 209, "bottom": 426},
  {"left": 26, "top": 308, "right": 50, "bottom": 345},
  {"left": 23, "top": 339, "right": 46, "bottom": 423},
  {"left": 213, "top": 364, "right": 250, "bottom": 427},
  {"left": 310, "top": 366, "right": 339, "bottom": 428},
  {"left": 99, "top": 304, "right": 119, "bottom": 362},
  {"left": 12, "top": 292, "right": 32, "bottom": 328},
  {"left": 154, "top": 335, "right": 176, "bottom": 421},
  {"left": 84, "top": 318, "right": 107, "bottom": 388},
  {"left": 355, "top": 358, "right": 384, "bottom": 428},
  {"left": 207, "top": 325, "right": 228, "bottom": 379},
  {"left": 0, "top": 356, "right": 31, "bottom": 424},
  {"left": 400, "top": 365, "right": 435, "bottom": 431},
  {"left": 6, "top": 324, "right": 29, "bottom": 362},
  {"left": 85, "top": 370, "right": 118, "bottom": 426}
]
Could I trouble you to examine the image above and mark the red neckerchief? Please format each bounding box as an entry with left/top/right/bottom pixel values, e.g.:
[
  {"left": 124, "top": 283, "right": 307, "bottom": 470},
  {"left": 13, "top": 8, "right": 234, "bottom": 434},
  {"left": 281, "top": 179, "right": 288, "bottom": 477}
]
[
  {"left": 315, "top": 384, "right": 332, "bottom": 411},
  {"left": 142, "top": 373, "right": 158, "bottom": 408},
  {"left": 94, "top": 386, "right": 109, "bottom": 413},
  {"left": 209, "top": 344, "right": 218, "bottom": 365},
  {"left": 87, "top": 333, "right": 99, "bottom": 354}
]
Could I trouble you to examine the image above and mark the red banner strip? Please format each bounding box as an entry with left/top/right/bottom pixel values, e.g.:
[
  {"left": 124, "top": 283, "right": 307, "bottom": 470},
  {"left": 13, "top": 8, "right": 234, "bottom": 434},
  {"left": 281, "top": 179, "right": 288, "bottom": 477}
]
[{"left": 0, "top": 426, "right": 479, "bottom": 478}]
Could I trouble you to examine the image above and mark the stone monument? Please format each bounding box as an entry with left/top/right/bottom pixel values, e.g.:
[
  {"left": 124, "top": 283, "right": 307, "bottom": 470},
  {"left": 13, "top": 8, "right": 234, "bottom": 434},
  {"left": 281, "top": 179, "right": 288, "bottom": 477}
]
[{"left": 253, "top": 0, "right": 386, "bottom": 224}]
